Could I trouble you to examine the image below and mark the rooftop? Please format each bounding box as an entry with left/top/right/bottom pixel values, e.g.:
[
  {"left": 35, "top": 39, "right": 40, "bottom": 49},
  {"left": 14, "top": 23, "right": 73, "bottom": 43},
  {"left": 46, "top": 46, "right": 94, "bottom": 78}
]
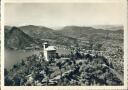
[{"left": 45, "top": 46, "right": 56, "bottom": 51}]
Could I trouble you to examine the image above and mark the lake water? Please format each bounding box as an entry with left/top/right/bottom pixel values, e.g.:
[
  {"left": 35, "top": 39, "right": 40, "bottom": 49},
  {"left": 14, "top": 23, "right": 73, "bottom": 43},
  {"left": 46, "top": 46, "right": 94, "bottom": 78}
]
[
  {"left": 5, "top": 48, "right": 71, "bottom": 70},
  {"left": 5, "top": 49, "right": 42, "bottom": 70}
]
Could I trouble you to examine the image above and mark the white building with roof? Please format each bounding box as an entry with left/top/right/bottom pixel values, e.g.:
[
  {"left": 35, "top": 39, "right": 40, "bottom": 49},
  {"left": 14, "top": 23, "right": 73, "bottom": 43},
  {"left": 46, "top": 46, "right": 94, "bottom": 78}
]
[{"left": 43, "top": 42, "right": 57, "bottom": 61}]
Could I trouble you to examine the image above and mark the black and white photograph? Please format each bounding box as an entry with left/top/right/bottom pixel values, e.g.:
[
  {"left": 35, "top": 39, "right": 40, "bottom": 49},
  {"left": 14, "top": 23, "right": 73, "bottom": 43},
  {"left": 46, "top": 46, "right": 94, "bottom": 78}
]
[{"left": 4, "top": 2, "right": 125, "bottom": 87}]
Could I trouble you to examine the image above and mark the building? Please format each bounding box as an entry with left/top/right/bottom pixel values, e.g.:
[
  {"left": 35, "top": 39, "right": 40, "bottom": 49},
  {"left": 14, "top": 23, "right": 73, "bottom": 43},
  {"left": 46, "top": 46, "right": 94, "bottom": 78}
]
[{"left": 43, "top": 42, "right": 57, "bottom": 61}]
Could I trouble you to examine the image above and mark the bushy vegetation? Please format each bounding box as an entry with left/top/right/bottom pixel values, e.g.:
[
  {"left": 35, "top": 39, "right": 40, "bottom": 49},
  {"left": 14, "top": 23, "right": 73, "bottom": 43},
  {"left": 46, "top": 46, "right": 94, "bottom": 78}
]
[{"left": 4, "top": 50, "right": 123, "bottom": 86}]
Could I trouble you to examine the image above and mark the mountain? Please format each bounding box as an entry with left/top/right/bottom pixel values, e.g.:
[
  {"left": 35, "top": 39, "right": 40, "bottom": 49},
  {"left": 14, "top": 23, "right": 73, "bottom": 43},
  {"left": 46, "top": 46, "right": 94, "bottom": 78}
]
[
  {"left": 4, "top": 25, "right": 123, "bottom": 50},
  {"left": 92, "top": 25, "right": 123, "bottom": 31},
  {"left": 4, "top": 26, "right": 12, "bottom": 34},
  {"left": 19, "top": 25, "right": 78, "bottom": 45},
  {"left": 58, "top": 26, "right": 106, "bottom": 39},
  {"left": 12, "top": 25, "right": 123, "bottom": 41},
  {"left": 5, "top": 27, "right": 38, "bottom": 50},
  {"left": 58, "top": 26, "right": 123, "bottom": 40},
  {"left": 19, "top": 25, "right": 60, "bottom": 39}
]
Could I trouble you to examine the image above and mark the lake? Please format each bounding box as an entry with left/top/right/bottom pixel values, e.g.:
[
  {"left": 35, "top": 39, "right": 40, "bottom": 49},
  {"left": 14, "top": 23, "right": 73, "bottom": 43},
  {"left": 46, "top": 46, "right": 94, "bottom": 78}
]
[
  {"left": 5, "top": 48, "right": 71, "bottom": 70},
  {"left": 5, "top": 49, "right": 42, "bottom": 70}
]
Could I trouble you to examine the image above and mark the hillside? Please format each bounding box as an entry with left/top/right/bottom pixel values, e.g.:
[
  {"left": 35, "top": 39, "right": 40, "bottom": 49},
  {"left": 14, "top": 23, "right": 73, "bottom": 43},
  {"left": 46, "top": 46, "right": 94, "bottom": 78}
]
[
  {"left": 58, "top": 26, "right": 123, "bottom": 40},
  {"left": 4, "top": 25, "right": 123, "bottom": 50},
  {"left": 19, "top": 25, "right": 60, "bottom": 39},
  {"left": 5, "top": 25, "right": 123, "bottom": 40},
  {"left": 5, "top": 27, "right": 38, "bottom": 50},
  {"left": 92, "top": 25, "right": 123, "bottom": 31},
  {"left": 19, "top": 25, "right": 124, "bottom": 43},
  {"left": 5, "top": 50, "right": 123, "bottom": 86}
]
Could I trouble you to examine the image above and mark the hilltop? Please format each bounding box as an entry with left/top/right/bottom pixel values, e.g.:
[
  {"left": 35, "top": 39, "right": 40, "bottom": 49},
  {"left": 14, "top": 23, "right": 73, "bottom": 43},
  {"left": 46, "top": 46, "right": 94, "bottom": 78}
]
[{"left": 5, "top": 27, "right": 38, "bottom": 50}]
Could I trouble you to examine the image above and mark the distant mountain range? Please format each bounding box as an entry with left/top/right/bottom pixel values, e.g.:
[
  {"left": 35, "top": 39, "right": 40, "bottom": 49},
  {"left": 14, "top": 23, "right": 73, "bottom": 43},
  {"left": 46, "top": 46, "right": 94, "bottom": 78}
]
[
  {"left": 92, "top": 25, "right": 123, "bottom": 31},
  {"left": 5, "top": 25, "right": 123, "bottom": 50}
]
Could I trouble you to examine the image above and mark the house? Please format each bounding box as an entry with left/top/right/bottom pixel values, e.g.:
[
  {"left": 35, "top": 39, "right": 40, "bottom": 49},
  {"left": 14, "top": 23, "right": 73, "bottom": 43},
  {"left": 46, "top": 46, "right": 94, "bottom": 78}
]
[{"left": 43, "top": 42, "right": 57, "bottom": 61}]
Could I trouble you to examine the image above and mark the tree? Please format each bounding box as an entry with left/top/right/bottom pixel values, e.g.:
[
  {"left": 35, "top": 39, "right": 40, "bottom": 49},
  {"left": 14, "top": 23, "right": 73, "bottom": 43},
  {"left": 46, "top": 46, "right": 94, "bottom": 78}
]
[
  {"left": 5, "top": 76, "right": 14, "bottom": 86},
  {"left": 4, "top": 69, "right": 8, "bottom": 76},
  {"left": 75, "top": 50, "right": 82, "bottom": 59},
  {"left": 13, "top": 75, "right": 21, "bottom": 86},
  {"left": 44, "top": 66, "right": 51, "bottom": 85},
  {"left": 56, "top": 62, "right": 63, "bottom": 83},
  {"left": 21, "top": 59, "right": 25, "bottom": 66},
  {"left": 13, "top": 64, "right": 18, "bottom": 69},
  {"left": 56, "top": 53, "right": 60, "bottom": 59}
]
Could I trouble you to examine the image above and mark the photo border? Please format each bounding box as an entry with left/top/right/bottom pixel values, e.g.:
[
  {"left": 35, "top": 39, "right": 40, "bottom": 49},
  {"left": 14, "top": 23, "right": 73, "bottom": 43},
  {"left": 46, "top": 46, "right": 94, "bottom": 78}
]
[{"left": 1, "top": 0, "right": 128, "bottom": 90}]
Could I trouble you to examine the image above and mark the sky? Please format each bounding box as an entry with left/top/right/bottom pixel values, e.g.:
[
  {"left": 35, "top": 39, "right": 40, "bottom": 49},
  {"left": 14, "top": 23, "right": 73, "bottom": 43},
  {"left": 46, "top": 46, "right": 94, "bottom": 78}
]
[{"left": 5, "top": 2, "right": 124, "bottom": 28}]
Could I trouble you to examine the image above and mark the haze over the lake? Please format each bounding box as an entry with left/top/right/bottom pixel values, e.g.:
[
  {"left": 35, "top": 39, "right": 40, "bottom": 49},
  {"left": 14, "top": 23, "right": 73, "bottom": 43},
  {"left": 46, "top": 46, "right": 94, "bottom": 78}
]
[{"left": 5, "top": 2, "right": 124, "bottom": 28}]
